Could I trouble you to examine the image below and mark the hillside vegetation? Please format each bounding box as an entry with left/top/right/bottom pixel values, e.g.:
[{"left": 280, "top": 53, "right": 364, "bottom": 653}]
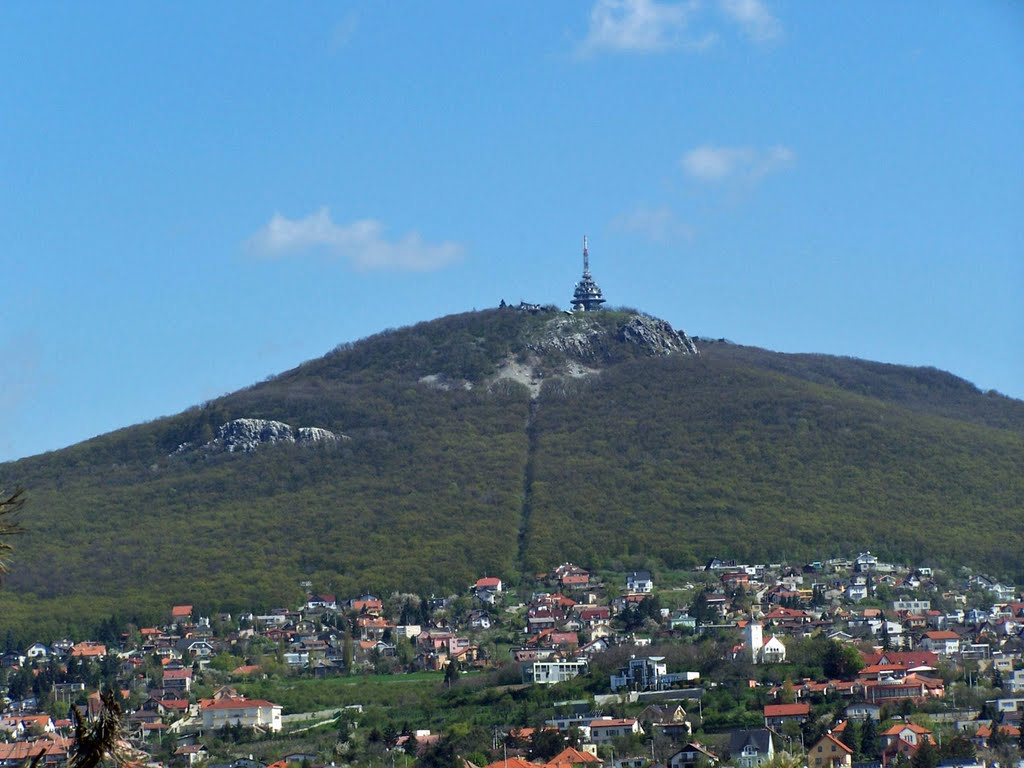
[{"left": 1, "top": 308, "right": 1021, "bottom": 637}]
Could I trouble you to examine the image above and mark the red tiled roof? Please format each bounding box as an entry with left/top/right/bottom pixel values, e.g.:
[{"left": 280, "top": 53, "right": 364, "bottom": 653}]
[
  {"left": 201, "top": 698, "right": 278, "bottom": 710},
  {"left": 815, "top": 733, "right": 853, "bottom": 754},
  {"left": 546, "top": 747, "right": 602, "bottom": 766},
  {"left": 764, "top": 703, "right": 810, "bottom": 717},
  {"left": 483, "top": 760, "right": 536, "bottom": 768},
  {"left": 883, "top": 723, "right": 931, "bottom": 736}
]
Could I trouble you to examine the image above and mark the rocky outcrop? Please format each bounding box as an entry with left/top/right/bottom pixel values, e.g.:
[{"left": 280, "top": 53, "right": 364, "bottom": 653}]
[
  {"left": 618, "top": 314, "right": 698, "bottom": 356},
  {"left": 528, "top": 313, "right": 698, "bottom": 361},
  {"left": 527, "top": 316, "right": 612, "bottom": 360},
  {"left": 490, "top": 312, "right": 697, "bottom": 398},
  {"left": 175, "top": 418, "right": 347, "bottom": 455}
]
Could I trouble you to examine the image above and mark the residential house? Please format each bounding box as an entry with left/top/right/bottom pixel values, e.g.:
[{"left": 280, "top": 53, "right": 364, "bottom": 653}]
[
  {"left": 69, "top": 642, "right": 106, "bottom": 659},
  {"left": 626, "top": 571, "right": 654, "bottom": 594},
  {"left": 668, "top": 743, "right": 719, "bottom": 768},
  {"left": 808, "top": 733, "right": 853, "bottom": 768},
  {"left": 546, "top": 747, "right": 602, "bottom": 768},
  {"left": 24, "top": 643, "right": 51, "bottom": 661},
  {"left": 611, "top": 656, "right": 667, "bottom": 691},
  {"left": 305, "top": 594, "right": 337, "bottom": 611},
  {"left": 971, "top": 722, "right": 1021, "bottom": 749},
  {"left": 474, "top": 577, "right": 503, "bottom": 593},
  {"left": 589, "top": 719, "right": 643, "bottom": 745},
  {"left": 200, "top": 697, "right": 282, "bottom": 732},
  {"left": 855, "top": 553, "right": 879, "bottom": 573},
  {"left": 920, "top": 630, "right": 960, "bottom": 657},
  {"left": 1006, "top": 669, "right": 1024, "bottom": 693},
  {"left": 641, "top": 704, "right": 692, "bottom": 740},
  {"left": 171, "top": 605, "right": 193, "bottom": 625},
  {"left": 763, "top": 703, "right": 810, "bottom": 729},
  {"left": 523, "top": 658, "right": 588, "bottom": 685},
  {"left": 163, "top": 667, "right": 193, "bottom": 693},
  {"left": 882, "top": 724, "right": 932, "bottom": 749},
  {"left": 844, "top": 704, "right": 881, "bottom": 722},
  {"left": 728, "top": 729, "right": 775, "bottom": 768},
  {"left": 174, "top": 744, "right": 209, "bottom": 766}
]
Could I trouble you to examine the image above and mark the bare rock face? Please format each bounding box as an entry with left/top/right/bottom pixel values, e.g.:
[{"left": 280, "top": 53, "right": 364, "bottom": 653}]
[
  {"left": 528, "top": 316, "right": 612, "bottom": 360},
  {"left": 174, "top": 418, "right": 347, "bottom": 455},
  {"left": 529, "top": 313, "right": 698, "bottom": 361},
  {"left": 216, "top": 419, "right": 344, "bottom": 452},
  {"left": 618, "top": 315, "right": 698, "bottom": 356},
  {"left": 490, "top": 312, "right": 697, "bottom": 398}
]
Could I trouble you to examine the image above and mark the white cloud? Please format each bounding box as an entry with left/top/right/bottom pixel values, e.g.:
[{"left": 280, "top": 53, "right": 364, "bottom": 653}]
[
  {"left": 247, "top": 208, "right": 463, "bottom": 272},
  {"left": 719, "top": 0, "right": 781, "bottom": 42},
  {"left": 330, "top": 12, "right": 359, "bottom": 51},
  {"left": 612, "top": 205, "right": 694, "bottom": 242},
  {"left": 682, "top": 144, "right": 794, "bottom": 183},
  {"left": 579, "top": 0, "right": 708, "bottom": 55}
]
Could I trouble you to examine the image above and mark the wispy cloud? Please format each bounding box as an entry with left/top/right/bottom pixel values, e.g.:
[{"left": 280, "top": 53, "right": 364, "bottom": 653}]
[
  {"left": 330, "top": 12, "right": 359, "bottom": 51},
  {"left": 681, "top": 144, "right": 794, "bottom": 183},
  {"left": 719, "top": 0, "right": 781, "bottom": 42},
  {"left": 612, "top": 205, "right": 694, "bottom": 242},
  {"left": 578, "top": 0, "right": 781, "bottom": 55},
  {"left": 578, "top": 0, "right": 712, "bottom": 55},
  {"left": 246, "top": 207, "right": 463, "bottom": 272}
]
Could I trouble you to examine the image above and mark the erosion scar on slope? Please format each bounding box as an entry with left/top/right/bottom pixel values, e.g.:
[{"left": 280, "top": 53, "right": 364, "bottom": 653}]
[{"left": 517, "top": 399, "right": 539, "bottom": 573}]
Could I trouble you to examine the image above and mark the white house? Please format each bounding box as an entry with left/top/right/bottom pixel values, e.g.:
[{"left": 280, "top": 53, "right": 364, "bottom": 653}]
[
  {"left": 523, "top": 658, "right": 588, "bottom": 685},
  {"left": 627, "top": 571, "right": 654, "bottom": 594},
  {"left": 24, "top": 644, "right": 51, "bottom": 661},
  {"left": 589, "top": 718, "right": 644, "bottom": 745},
  {"left": 200, "top": 698, "right": 282, "bottom": 732},
  {"left": 920, "top": 630, "right": 960, "bottom": 656},
  {"left": 760, "top": 636, "right": 787, "bottom": 664}
]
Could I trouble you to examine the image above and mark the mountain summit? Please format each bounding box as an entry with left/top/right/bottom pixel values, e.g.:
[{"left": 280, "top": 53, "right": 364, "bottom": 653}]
[{"left": 1, "top": 306, "right": 1022, "bottom": 635}]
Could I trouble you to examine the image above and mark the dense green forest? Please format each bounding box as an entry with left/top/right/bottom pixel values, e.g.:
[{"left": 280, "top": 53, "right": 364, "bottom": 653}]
[{"left": 1, "top": 308, "right": 1021, "bottom": 637}]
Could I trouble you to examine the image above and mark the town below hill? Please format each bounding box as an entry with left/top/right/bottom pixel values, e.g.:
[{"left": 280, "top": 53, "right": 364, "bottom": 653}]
[{"left": 2, "top": 554, "right": 1023, "bottom": 768}]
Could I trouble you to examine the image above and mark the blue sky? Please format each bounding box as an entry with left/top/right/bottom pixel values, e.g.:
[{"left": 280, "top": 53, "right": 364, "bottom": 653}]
[{"left": 1, "top": 2, "right": 1022, "bottom": 462}]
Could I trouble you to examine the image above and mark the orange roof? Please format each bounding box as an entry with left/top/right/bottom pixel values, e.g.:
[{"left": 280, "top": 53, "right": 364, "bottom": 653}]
[
  {"left": 546, "top": 747, "right": 602, "bottom": 767},
  {"left": 159, "top": 698, "right": 190, "bottom": 709},
  {"left": 70, "top": 642, "right": 107, "bottom": 657},
  {"left": 883, "top": 723, "right": 931, "bottom": 736},
  {"left": 815, "top": 733, "right": 853, "bottom": 754},
  {"left": 976, "top": 723, "right": 1021, "bottom": 739},
  {"left": 201, "top": 698, "right": 278, "bottom": 710},
  {"left": 483, "top": 759, "right": 536, "bottom": 768},
  {"left": 171, "top": 605, "right": 193, "bottom": 617},
  {"left": 590, "top": 718, "right": 637, "bottom": 728},
  {"left": 764, "top": 703, "right": 810, "bottom": 716}
]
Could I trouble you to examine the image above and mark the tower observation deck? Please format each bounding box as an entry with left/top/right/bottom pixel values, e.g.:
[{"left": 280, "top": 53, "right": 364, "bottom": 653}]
[{"left": 571, "top": 236, "right": 606, "bottom": 312}]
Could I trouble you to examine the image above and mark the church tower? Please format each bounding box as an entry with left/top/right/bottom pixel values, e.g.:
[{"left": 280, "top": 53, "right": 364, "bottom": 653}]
[{"left": 571, "top": 236, "right": 606, "bottom": 312}]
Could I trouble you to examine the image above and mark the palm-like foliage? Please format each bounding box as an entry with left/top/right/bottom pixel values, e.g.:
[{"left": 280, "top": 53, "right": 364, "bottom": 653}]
[{"left": 68, "top": 691, "right": 129, "bottom": 768}]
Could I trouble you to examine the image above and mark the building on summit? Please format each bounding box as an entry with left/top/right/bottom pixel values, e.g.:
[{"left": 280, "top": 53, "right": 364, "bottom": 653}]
[{"left": 571, "top": 236, "right": 606, "bottom": 312}]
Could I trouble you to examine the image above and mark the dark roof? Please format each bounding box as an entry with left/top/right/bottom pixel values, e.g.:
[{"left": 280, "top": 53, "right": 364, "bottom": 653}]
[{"left": 729, "top": 729, "right": 772, "bottom": 755}]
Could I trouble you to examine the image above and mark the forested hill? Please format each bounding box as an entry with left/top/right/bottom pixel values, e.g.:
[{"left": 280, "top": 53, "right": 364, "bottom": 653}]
[{"left": 1, "top": 307, "right": 1022, "bottom": 638}]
